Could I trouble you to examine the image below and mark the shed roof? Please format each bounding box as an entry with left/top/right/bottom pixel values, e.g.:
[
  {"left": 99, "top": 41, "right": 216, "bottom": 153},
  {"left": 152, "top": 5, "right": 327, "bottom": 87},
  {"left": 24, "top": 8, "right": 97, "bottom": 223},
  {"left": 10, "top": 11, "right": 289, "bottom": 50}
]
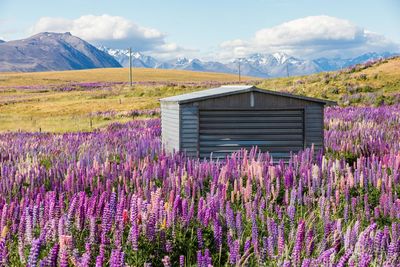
[{"left": 160, "top": 85, "right": 336, "bottom": 105}]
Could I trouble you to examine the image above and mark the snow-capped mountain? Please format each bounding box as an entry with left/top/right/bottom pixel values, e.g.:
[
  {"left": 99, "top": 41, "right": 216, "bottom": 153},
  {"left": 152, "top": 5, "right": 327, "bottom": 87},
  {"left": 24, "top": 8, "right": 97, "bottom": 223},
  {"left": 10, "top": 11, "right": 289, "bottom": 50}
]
[
  {"left": 0, "top": 33, "right": 121, "bottom": 72},
  {"left": 97, "top": 46, "right": 158, "bottom": 68},
  {"left": 99, "top": 46, "right": 397, "bottom": 78}
]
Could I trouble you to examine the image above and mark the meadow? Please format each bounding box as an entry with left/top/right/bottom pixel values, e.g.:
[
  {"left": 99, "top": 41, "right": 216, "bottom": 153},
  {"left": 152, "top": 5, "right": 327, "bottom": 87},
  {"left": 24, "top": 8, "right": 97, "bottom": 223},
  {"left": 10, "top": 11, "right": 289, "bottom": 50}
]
[
  {"left": 1, "top": 57, "right": 399, "bottom": 133},
  {"left": 0, "top": 68, "right": 257, "bottom": 132},
  {"left": 0, "top": 106, "right": 400, "bottom": 266}
]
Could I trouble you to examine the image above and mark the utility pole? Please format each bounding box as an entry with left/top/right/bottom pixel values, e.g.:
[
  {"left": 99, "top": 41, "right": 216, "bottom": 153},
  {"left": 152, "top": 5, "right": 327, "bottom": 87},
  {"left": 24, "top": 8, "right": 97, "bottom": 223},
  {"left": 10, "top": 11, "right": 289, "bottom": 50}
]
[
  {"left": 129, "top": 47, "right": 133, "bottom": 87},
  {"left": 238, "top": 59, "right": 241, "bottom": 82},
  {"left": 286, "top": 64, "right": 289, "bottom": 77}
]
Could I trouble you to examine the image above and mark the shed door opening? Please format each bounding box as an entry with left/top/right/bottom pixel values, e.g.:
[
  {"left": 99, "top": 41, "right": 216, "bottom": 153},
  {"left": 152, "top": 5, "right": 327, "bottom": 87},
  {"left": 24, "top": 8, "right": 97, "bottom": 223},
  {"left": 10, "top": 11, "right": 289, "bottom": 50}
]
[{"left": 199, "top": 109, "right": 304, "bottom": 159}]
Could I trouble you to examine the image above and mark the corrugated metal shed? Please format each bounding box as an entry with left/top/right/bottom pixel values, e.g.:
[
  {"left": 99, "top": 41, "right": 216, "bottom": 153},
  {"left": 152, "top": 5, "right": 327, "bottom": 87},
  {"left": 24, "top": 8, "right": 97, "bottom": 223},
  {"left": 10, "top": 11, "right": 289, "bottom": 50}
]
[
  {"left": 160, "top": 85, "right": 335, "bottom": 160},
  {"left": 161, "top": 85, "right": 335, "bottom": 105}
]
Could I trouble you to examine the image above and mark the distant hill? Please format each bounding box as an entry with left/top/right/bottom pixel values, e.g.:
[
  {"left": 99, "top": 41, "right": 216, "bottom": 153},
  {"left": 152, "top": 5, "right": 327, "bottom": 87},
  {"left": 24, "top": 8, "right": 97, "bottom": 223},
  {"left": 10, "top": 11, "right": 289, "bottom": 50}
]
[
  {"left": 258, "top": 56, "right": 400, "bottom": 106},
  {"left": 99, "top": 46, "right": 398, "bottom": 78},
  {"left": 0, "top": 32, "right": 121, "bottom": 72}
]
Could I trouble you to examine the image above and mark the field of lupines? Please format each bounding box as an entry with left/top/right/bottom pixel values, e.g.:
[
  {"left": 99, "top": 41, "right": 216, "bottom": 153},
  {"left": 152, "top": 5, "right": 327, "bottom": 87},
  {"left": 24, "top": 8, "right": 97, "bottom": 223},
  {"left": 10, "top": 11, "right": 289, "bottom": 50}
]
[{"left": 1, "top": 105, "right": 400, "bottom": 266}]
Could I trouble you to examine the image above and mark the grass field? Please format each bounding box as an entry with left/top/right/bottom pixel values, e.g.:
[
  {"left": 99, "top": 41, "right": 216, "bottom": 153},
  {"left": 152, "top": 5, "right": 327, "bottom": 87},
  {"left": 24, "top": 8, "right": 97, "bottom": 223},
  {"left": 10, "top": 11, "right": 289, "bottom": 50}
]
[
  {"left": 0, "top": 67, "right": 256, "bottom": 86},
  {"left": 1, "top": 57, "right": 399, "bottom": 133},
  {"left": 259, "top": 56, "right": 400, "bottom": 105},
  {"left": 0, "top": 68, "right": 257, "bottom": 132}
]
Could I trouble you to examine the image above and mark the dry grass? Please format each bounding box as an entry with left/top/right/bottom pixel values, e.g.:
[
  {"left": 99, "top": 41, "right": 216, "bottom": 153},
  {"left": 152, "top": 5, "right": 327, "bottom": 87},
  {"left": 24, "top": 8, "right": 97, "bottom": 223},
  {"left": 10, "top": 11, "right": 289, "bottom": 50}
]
[
  {"left": 1, "top": 57, "right": 399, "bottom": 133},
  {"left": 0, "top": 68, "right": 258, "bottom": 132},
  {"left": 0, "top": 67, "right": 255, "bottom": 86},
  {"left": 258, "top": 57, "right": 400, "bottom": 104}
]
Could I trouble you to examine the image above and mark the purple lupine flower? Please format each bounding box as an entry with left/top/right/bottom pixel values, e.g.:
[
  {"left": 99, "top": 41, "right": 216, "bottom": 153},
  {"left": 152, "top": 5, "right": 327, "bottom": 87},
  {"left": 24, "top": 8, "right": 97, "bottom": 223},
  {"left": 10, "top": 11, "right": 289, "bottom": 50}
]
[
  {"left": 179, "top": 255, "right": 185, "bottom": 267},
  {"left": 214, "top": 220, "right": 222, "bottom": 249},
  {"left": 236, "top": 212, "right": 243, "bottom": 237},
  {"left": 229, "top": 239, "right": 240, "bottom": 265},
  {"left": 251, "top": 213, "right": 258, "bottom": 246},
  {"left": 358, "top": 253, "right": 372, "bottom": 267},
  {"left": 131, "top": 222, "right": 139, "bottom": 251},
  {"left": 287, "top": 205, "right": 295, "bottom": 222},
  {"left": 197, "top": 250, "right": 203, "bottom": 267},
  {"left": 27, "top": 238, "right": 41, "bottom": 267},
  {"left": 292, "top": 220, "right": 305, "bottom": 265},
  {"left": 336, "top": 249, "right": 352, "bottom": 267},
  {"left": 197, "top": 228, "right": 204, "bottom": 249},
  {"left": 165, "top": 240, "right": 172, "bottom": 253},
  {"left": 267, "top": 236, "right": 274, "bottom": 258},
  {"left": 110, "top": 249, "right": 124, "bottom": 267},
  {"left": 204, "top": 249, "right": 212, "bottom": 266},
  {"left": 244, "top": 237, "right": 251, "bottom": 253},
  {"left": 47, "top": 243, "right": 59, "bottom": 267},
  {"left": 305, "top": 228, "right": 314, "bottom": 256},
  {"left": 146, "top": 213, "right": 156, "bottom": 242}
]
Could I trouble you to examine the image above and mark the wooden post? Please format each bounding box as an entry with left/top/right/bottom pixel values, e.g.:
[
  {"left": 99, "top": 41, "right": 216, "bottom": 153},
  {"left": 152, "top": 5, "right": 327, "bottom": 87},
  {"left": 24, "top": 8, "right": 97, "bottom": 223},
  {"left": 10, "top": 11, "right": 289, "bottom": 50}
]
[
  {"left": 129, "top": 47, "right": 133, "bottom": 87},
  {"left": 238, "top": 60, "right": 241, "bottom": 82}
]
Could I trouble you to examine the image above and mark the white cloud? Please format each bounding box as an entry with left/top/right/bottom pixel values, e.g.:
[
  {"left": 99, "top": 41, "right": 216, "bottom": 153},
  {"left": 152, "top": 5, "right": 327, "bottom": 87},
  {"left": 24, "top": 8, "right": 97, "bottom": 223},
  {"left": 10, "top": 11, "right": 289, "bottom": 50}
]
[
  {"left": 29, "top": 14, "right": 191, "bottom": 56},
  {"left": 217, "top": 15, "right": 399, "bottom": 60}
]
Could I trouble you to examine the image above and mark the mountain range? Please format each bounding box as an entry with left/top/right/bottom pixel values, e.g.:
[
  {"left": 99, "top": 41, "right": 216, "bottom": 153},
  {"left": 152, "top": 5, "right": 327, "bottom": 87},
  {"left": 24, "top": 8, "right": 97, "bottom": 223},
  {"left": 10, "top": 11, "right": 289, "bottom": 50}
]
[
  {"left": 0, "top": 32, "right": 397, "bottom": 77},
  {"left": 0, "top": 32, "right": 121, "bottom": 72},
  {"left": 98, "top": 46, "right": 397, "bottom": 78}
]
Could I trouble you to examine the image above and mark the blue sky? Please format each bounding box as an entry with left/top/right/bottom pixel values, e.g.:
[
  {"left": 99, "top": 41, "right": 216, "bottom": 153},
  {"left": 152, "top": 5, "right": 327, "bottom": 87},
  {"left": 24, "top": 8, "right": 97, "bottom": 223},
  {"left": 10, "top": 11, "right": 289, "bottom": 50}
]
[{"left": 1, "top": 0, "right": 399, "bottom": 60}]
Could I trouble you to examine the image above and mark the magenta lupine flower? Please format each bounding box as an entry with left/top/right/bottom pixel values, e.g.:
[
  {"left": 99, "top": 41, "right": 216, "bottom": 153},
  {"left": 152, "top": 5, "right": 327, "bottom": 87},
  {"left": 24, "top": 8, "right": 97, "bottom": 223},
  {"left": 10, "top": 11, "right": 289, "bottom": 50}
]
[
  {"left": 301, "top": 259, "right": 311, "bottom": 267},
  {"left": 277, "top": 223, "right": 285, "bottom": 256},
  {"left": 179, "top": 255, "right": 184, "bottom": 267},
  {"left": 59, "top": 249, "right": 69, "bottom": 267},
  {"left": 95, "top": 245, "right": 105, "bottom": 267},
  {"left": 0, "top": 238, "right": 6, "bottom": 265}
]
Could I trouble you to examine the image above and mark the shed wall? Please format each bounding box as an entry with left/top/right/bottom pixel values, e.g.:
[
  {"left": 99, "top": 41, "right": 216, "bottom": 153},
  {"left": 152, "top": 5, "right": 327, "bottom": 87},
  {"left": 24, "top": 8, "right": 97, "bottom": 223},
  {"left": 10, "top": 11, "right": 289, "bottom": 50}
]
[
  {"left": 304, "top": 105, "right": 324, "bottom": 153},
  {"left": 180, "top": 105, "right": 199, "bottom": 157},
  {"left": 160, "top": 102, "right": 180, "bottom": 153}
]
